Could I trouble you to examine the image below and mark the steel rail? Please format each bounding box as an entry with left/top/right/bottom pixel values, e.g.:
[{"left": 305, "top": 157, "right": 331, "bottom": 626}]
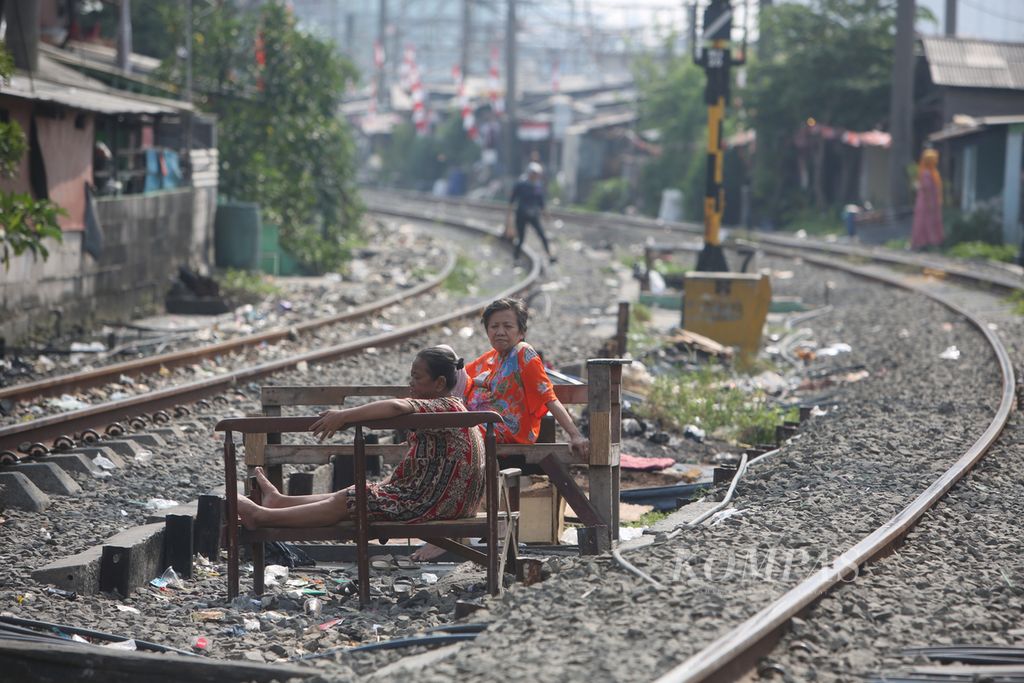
[
  {"left": 652, "top": 249, "right": 1017, "bottom": 683},
  {"left": 373, "top": 190, "right": 1024, "bottom": 294},
  {"left": 0, "top": 218, "right": 542, "bottom": 453},
  {"left": 0, "top": 246, "right": 457, "bottom": 405}
]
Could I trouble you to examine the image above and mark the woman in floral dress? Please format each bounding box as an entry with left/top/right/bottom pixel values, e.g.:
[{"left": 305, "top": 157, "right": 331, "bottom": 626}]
[{"left": 237, "top": 346, "right": 485, "bottom": 528}]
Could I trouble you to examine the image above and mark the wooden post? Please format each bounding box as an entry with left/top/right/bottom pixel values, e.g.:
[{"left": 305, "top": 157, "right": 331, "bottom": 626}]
[
  {"left": 616, "top": 301, "right": 629, "bottom": 357},
  {"left": 262, "top": 405, "right": 283, "bottom": 492},
  {"left": 587, "top": 359, "right": 630, "bottom": 544},
  {"left": 354, "top": 427, "right": 370, "bottom": 606},
  {"left": 485, "top": 422, "right": 499, "bottom": 595},
  {"left": 225, "top": 433, "right": 239, "bottom": 598}
]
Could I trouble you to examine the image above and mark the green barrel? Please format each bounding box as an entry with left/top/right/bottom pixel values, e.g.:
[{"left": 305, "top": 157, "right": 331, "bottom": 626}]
[{"left": 214, "top": 201, "right": 262, "bottom": 270}]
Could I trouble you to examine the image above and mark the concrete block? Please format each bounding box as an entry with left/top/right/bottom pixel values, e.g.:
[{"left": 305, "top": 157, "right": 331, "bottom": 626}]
[
  {"left": 33, "top": 523, "right": 165, "bottom": 596},
  {"left": 97, "top": 439, "right": 144, "bottom": 459},
  {"left": 12, "top": 462, "right": 81, "bottom": 495},
  {"left": 288, "top": 464, "right": 333, "bottom": 495},
  {"left": 68, "top": 446, "right": 125, "bottom": 468},
  {"left": 120, "top": 433, "right": 166, "bottom": 449},
  {"left": 150, "top": 426, "right": 185, "bottom": 441},
  {"left": 0, "top": 472, "right": 51, "bottom": 512},
  {"left": 45, "top": 453, "right": 101, "bottom": 477}
]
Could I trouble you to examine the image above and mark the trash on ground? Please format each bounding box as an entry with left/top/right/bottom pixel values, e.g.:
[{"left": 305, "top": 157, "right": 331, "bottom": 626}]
[
  {"left": 619, "top": 453, "right": 676, "bottom": 472},
  {"left": 939, "top": 345, "right": 961, "bottom": 360},
  {"left": 102, "top": 639, "right": 137, "bottom": 650},
  {"left": 48, "top": 395, "right": 90, "bottom": 411},
  {"left": 144, "top": 498, "right": 179, "bottom": 511},
  {"left": 264, "top": 564, "right": 289, "bottom": 586}
]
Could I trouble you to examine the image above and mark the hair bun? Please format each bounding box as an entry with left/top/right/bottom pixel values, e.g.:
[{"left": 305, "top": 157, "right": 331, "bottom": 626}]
[{"left": 455, "top": 357, "right": 465, "bottom": 370}]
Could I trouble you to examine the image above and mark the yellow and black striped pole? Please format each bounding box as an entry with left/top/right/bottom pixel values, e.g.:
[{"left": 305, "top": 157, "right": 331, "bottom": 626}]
[{"left": 695, "top": 0, "right": 739, "bottom": 272}]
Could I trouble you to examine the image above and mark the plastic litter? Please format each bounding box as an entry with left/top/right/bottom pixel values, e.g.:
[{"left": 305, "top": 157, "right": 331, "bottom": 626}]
[
  {"left": 190, "top": 636, "right": 208, "bottom": 651},
  {"left": 158, "top": 566, "right": 183, "bottom": 589},
  {"left": 48, "top": 394, "right": 90, "bottom": 411},
  {"left": 264, "top": 564, "right": 289, "bottom": 586},
  {"left": 243, "top": 617, "right": 261, "bottom": 632},
  {"left": 420, "top": 573, "right": 439, "bottom": 585},
  {"left": 102, "top": 639, "right": 137, "bottom": 650},
  {"left": 144, "top": 498, "right": 179, "bottom": 511},
  {"left": 230, "top": 595, "right": 261, "bottom": 612},
  {"left": 939, "top": 345, "right": 961, "bottom": 360},
  {"left": 133, "top": 450, "right": 154, "bottom": 465},
  {"left": 92, "top": 454, "right": 117, "bottom": 471},
  {"left": 115, "top": 604, "right": 140, "bottom": 614},
  {"left": 683, "top": 424, "right": 706, "bottom": 442},
  {"left": 303, "top": 598, "right": 323, "bottom": 617},
  {"left": 44, "top": 587, "right": 77, "bottom": 600},
  {"left": 817, "top": 342, "right": 852, "bottom": 357},
  {"left": 648, "top": 269, "right": 667, "bottom": 295},
  {"left": 70, "top": 341, "right": 107, "bottom": 353}
]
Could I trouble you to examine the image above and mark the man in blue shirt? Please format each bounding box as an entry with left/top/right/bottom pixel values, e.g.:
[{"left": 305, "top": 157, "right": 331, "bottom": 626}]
[{"left": 507, "top": 162, "right": 555, "bottom": 263}]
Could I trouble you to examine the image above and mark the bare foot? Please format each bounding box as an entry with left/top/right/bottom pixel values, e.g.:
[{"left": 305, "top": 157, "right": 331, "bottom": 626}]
[
  {"left": 236, "top": 495, "right": 263, "bottom": 530},
  {"left": 410, "top": 543, "right": 446, "bottom": 562},
  {"left": 253, "top": 466, "right": 284, "bottom": 508}
]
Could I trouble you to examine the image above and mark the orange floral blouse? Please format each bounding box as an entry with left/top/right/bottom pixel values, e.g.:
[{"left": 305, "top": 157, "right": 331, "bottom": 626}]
[{"left": 463, "top": 341, "right": 558, "bottom": 444}]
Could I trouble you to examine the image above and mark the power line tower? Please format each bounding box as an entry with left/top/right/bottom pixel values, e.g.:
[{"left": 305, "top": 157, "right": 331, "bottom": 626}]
[{"left": 692, "top": 0, "right": 745, "bottom": 272}]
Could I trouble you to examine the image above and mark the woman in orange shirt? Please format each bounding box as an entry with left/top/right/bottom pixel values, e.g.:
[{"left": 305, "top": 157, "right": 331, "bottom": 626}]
[{"left": 464, "top": 297, "right": 589, "bottom": 461}]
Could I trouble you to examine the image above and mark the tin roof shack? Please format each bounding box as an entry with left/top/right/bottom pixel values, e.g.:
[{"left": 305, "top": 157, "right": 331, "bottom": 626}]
[
  {"left": 917, "top": 37, "right": 1024, "bottom": 143},
  {"left": 929, "top": 115, "right": 1024, "bottom": 250},
  {"left": 0, "top": 54, "right": 218, "bottom": 345}
]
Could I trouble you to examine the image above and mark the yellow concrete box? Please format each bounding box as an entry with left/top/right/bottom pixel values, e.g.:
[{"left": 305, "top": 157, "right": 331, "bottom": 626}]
[
  {"left": 519, "top": 476, "right": 566, "bottom": 544},
  {"left": 682, "top": 272, "right": 772, "bottom": 359}
]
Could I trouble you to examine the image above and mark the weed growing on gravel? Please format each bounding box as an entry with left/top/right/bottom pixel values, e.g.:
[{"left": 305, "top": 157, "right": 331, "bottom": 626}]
[
  {"left": 641, "top": 367, "right": 786, "bottom": 445},
  {"left": 624, "top": 509, "right": 671, "bottom": 528},
  {"left": 218, "top": 268, "right": 283, "bottom": 303},
  {"left": 1009, "top": 290, "right": 1024, "bottom": 316},
  {"left": 627, "top": 303, "right": 660, "bottom": 356},
  {"left": 443, "top": 254, "right": 478, "bottom": 295},
  {"left": 946, "top": 241, "right": 1017, "bottom": 263}
]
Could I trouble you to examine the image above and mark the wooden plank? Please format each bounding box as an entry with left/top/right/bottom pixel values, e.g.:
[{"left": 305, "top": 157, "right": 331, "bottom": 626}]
[
  {"left": 263, "top": 444, "right": 407, "bottom": 466},
  {"left": 261, "top": 385, "right": 412, "bottom": 406},
  {"left": 589, "top": 409, "right": 612, "bottom": 466},
  {"left": 586, "top": 363, "right": 612, "bottom": 412},
  {"left": 589, "top": 465, "right": 614, "bottom": 542},
  {"left": 431, "top": 538, "right": 488, "bottom": 567},
  {"left": 262, "top": 443, "right": 581, "bottom": 466},
  {"left": 164, "top": 514, "right": 193, "bottom": 579},
  {"left": 0, "top": 639, "right": 319, "bottom": 683},
  {"left": 261, "top": 384, "right": 587, "bottom": 406},
  {"left": 194, "top": 494, "right": 222, "bottom": 561},
  {"left": 242, "top": 432, "right": 266, "bottom": 469},
  {"left": 539, "top": 454, "right": 605, "bottom": 528}
]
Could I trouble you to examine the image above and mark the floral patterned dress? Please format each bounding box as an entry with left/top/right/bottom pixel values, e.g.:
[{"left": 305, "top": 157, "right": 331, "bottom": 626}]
[
  {"left": 463, "top": 341, "right": 558, "bottom": 444},
  {"left": 349, "top": 396, "right": 485, "bottom": 522}
]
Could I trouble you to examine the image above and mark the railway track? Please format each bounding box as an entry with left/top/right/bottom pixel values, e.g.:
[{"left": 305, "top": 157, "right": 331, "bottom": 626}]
[
  {"left": 0, "top": 211, "right": 543, "bottom": 459},
  {"left": 3, "top": 192, "right": 1021, "bottom": 681},
  {"left": 360, "top": 192, "right": 1021, "bottom": 683}
]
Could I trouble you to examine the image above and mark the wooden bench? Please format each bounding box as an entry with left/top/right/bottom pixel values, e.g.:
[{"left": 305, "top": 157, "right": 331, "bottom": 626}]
[
  {"left": 216, "top": 411, "right": 519, "bottom": 606},
  {"left": 256, "top": 358, "right": 631, "bottom": 546}
]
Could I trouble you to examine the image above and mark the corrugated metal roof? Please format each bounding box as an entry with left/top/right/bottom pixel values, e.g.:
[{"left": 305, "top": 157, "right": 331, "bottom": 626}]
[
  {"left": 0, "top": 55, "right": 179, "bottom": 115},
  {"left": 923, "top": 36, "right": 1024, "bottom": 91},
  {"left": 928, "top": 114, "right": 1024, "bottom": 142}
]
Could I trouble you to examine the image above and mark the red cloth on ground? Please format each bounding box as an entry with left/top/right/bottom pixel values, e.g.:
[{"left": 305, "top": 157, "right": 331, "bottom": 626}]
[{"left": 619, "top": 453, "right": 676, "bottom": 471}]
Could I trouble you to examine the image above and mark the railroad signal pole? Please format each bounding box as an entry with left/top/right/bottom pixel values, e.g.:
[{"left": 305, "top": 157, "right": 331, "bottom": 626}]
[{"left": 692, "top": 0, "right": 744, "bottom": 272}]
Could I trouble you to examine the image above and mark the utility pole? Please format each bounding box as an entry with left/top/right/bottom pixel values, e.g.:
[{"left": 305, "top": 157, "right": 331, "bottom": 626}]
[
  {"left": 504, "top": 0, "right": 518, "bottom": 180},
  {"left": 461, "top": 0, "right": 472, "bottom": 80},
  {"left": 377, "top": 0, "right": 388, "bottom": 110},
  {"left": 693, "top": 0, "right": 743, "bottom": 272},
  {"left": 116, "top": 0, "right": 132, "bottom": 72},
  {"left": 185, "top": 0, "right": 193, "bottom": 162},
  {"left": 757, "top": 0, "right": 773, "bottom": 60},
  {"left": 887, "top": 0, "right": 915, "bottom": 209},
  {"left": 945, "top": 0, "right": 957, "bottom": 36}
]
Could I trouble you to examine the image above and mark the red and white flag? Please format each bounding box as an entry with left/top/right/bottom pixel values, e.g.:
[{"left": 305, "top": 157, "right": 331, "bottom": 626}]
[
  {"left": 453, "top": 66, "right": 477, "bottom": 140},
  {"left": 489, "top": 44, "right": 503, "bottom": 115}
]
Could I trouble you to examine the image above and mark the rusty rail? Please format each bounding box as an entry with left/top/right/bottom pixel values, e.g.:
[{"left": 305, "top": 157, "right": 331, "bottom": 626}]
[
  {"left": 651, "top": 249, "right": 1016, "bottom": 683},
  {"left": 0, "top": 214, "right": 542, "bottom": 454},
  {"left": 0, "top": 248, "right": 457, "bottom": 406}
]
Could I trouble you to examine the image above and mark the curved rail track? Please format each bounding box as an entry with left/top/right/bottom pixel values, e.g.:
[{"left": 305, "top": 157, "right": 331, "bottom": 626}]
[
  {"left": 0, "top": 212, "right": 544, "bottom": 458},
  {"left": 3, "top": 191, "right": 1021, "bottom": 682},
  {"left": 365, "top": 191, "right": 1022, "bottom": 682}
]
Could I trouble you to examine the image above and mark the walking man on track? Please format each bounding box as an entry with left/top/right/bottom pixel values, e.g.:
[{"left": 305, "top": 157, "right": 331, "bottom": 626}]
[{"left": 507, "top": 162, "right": 556, "bottom": 264}]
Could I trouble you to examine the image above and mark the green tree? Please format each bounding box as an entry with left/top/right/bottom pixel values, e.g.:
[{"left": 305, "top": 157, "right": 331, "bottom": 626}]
[
  {"left": 380, "top": 114, "right": 480, "bottom": 190},
  {"left": 744, "top": 0, "right": 900, "bottom": 224},
  {"left": 0, "top": 44, "right": 64, "bottom": 269},
  {"left": 162, "top": 1, "right": 362, "bottom": 272}
]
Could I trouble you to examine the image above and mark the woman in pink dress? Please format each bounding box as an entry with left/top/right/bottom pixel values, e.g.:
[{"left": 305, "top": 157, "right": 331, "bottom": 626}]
[{"left": 911, "top": 148, "right": 944, "bottom": 250}]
